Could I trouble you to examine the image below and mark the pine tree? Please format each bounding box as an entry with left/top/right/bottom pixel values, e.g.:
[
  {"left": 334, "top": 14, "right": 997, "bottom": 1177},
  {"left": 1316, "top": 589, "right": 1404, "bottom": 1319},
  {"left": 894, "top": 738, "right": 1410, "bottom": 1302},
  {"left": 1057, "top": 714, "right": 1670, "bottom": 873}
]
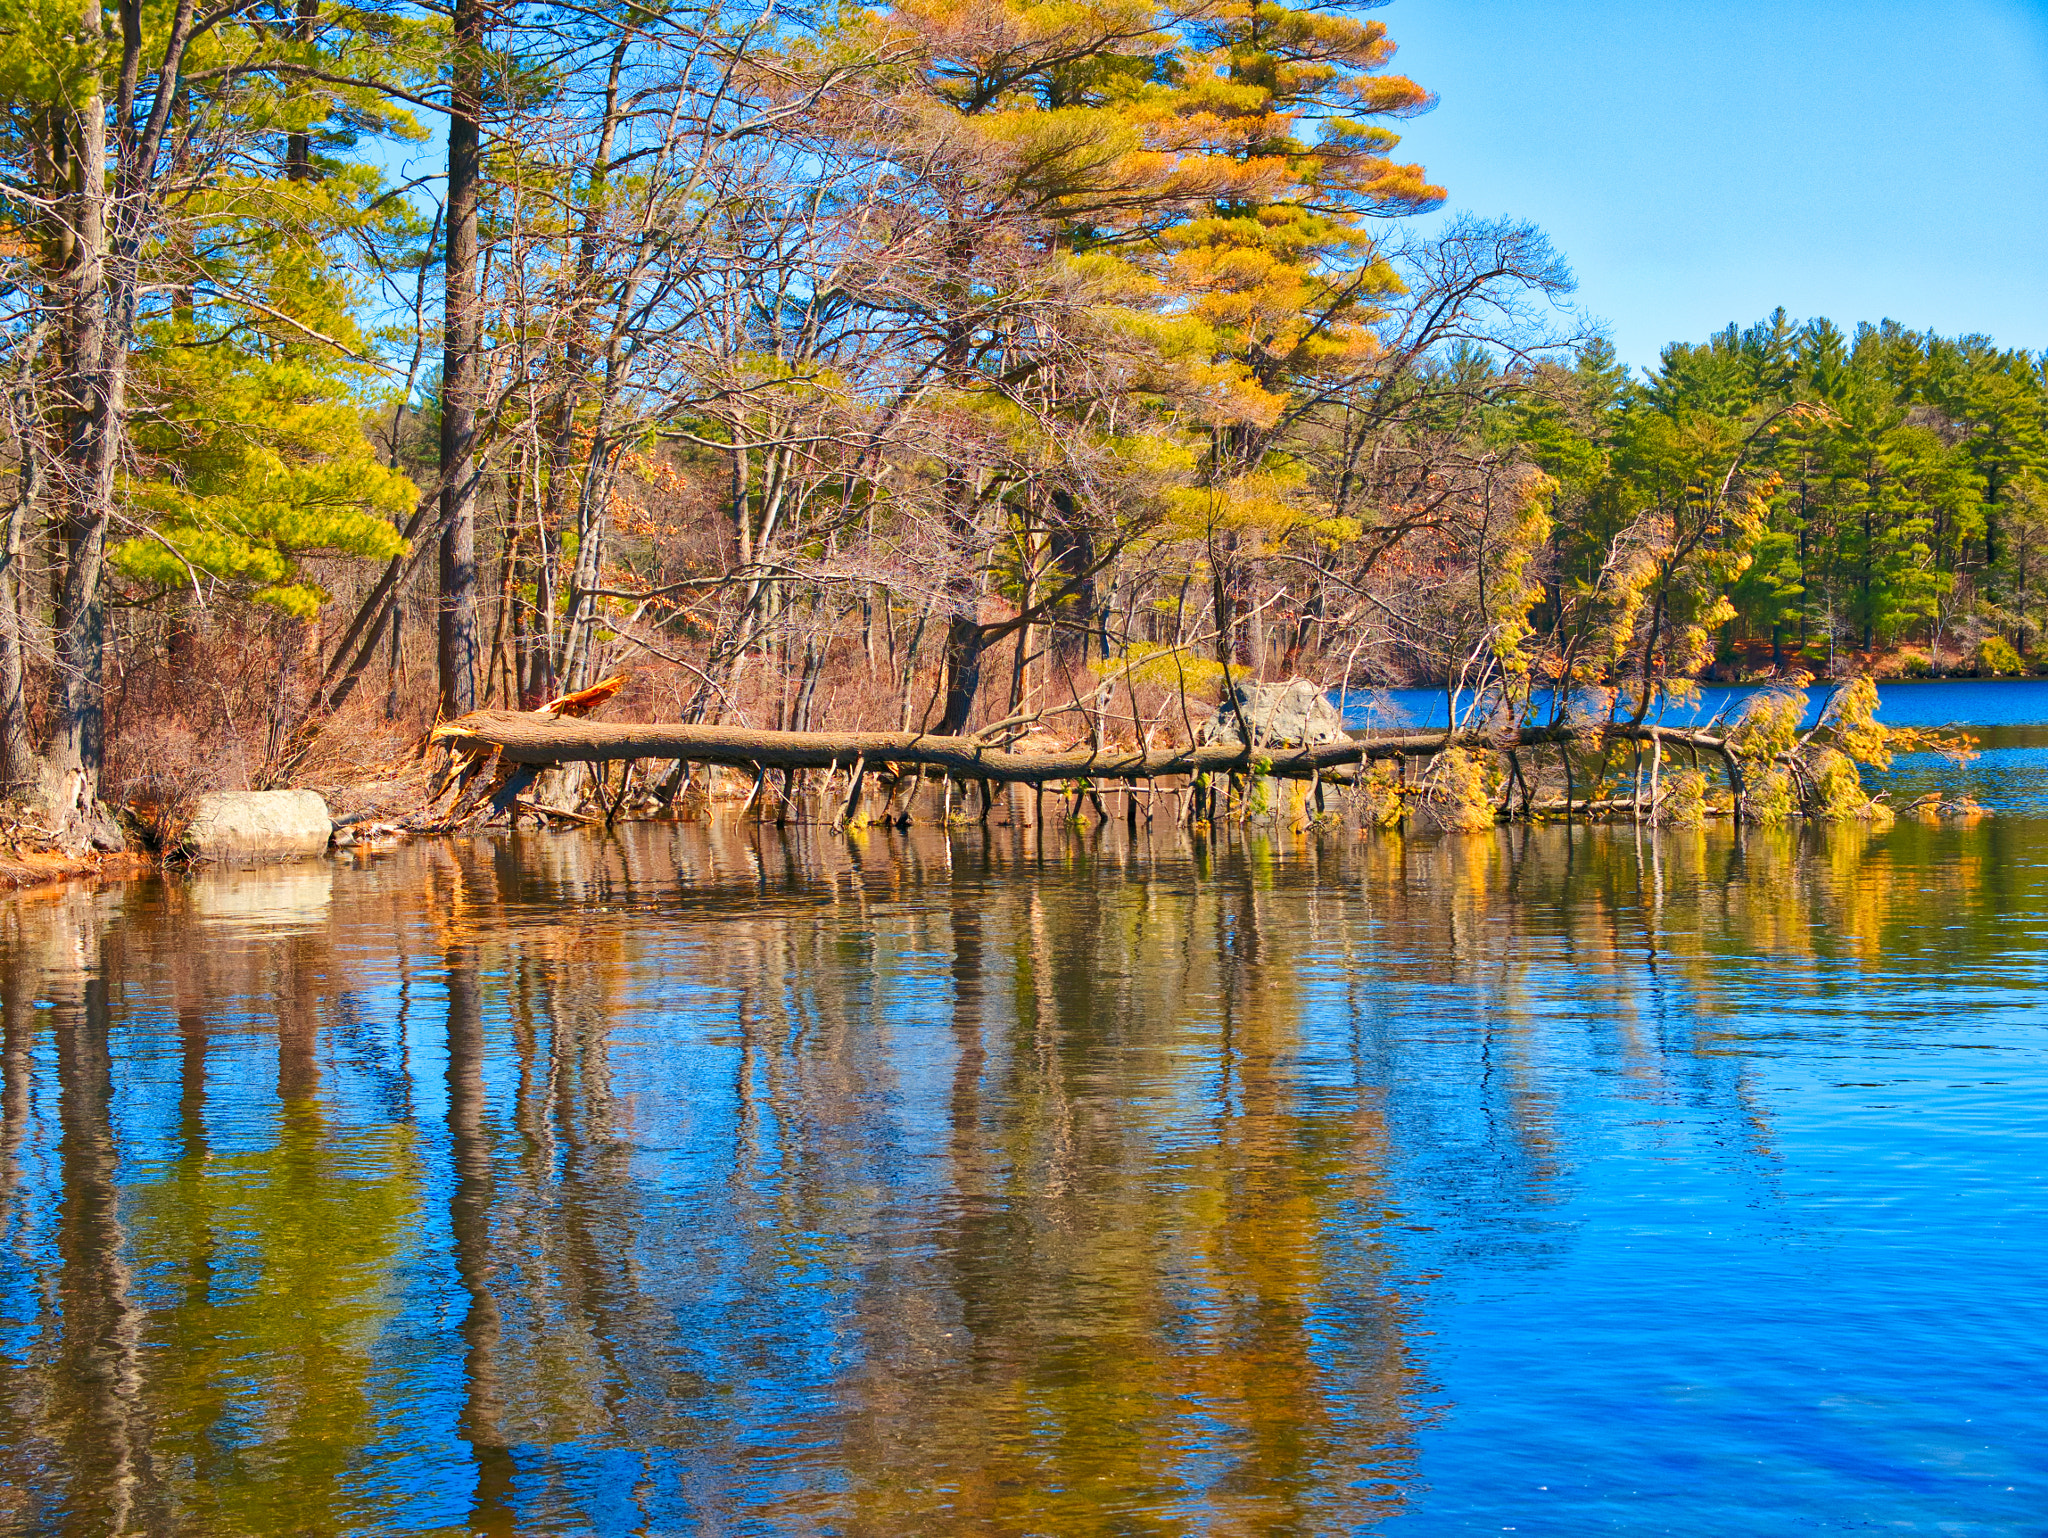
[
  {"left": 1161, "top": 0, "right": 1443, "bottom": 668},
  {"left": 0, "top": 0, "right": 429, "bottom": 815}
]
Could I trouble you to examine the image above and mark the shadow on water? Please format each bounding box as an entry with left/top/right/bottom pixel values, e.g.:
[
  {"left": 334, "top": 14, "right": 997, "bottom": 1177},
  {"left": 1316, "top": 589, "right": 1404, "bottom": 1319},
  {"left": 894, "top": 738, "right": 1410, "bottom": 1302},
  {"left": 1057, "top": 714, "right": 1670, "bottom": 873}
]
[{"left": 0, "top": 814, "right": 2044, "bottom": 1534}]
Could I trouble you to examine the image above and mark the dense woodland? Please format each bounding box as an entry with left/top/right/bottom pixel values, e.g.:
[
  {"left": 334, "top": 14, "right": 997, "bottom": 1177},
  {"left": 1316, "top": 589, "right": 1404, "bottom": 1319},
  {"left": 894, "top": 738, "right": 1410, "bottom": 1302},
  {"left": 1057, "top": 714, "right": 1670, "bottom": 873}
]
[{"left": 3, "top": 0, "right": 2043, "bottom": 832}]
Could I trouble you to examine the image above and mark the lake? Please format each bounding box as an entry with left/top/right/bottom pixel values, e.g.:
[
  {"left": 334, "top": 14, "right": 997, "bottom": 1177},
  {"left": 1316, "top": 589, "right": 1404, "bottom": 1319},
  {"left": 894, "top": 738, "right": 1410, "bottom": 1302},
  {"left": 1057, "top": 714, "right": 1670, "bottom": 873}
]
[
  {"left": 1338, "top": 676, "right": 2048, "bottom": 734},
  {"left": 2, "top": 682, "right": 2044, "bottom": 1534}
]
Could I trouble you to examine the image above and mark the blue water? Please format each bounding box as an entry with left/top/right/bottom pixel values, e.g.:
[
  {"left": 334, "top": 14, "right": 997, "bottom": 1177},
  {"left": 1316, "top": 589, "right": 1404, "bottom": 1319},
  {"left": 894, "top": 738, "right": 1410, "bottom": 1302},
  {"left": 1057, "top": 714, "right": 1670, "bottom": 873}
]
[
  {"left": 1341, "top": 678, "right": 2048, "bottom": 732},
  {"left": 1399, "top": 918, "right": 2048, "bottom": 1533},
  {"left": 1, "top": 681, "right": 2045, "bottom": 1534},
  {"left": 1350, "top": 677, "right": 2048, "bottom": 818}
]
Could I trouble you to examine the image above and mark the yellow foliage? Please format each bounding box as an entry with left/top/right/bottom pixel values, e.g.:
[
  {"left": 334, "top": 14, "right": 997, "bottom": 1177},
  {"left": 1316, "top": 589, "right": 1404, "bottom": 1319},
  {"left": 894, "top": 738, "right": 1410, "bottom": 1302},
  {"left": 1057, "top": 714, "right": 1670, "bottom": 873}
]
[
  {"left": 1100, "top": 641, "right": 1227, "bottom": 694},
  {"left": 1746, "top": 768, "right": 1796, "bottom": 824},
  {"left": 1974, "top": 634, "right": 2026, "bottom": 676},
  {"left": 1806, "top": 750, "right": 1860, "bottom": 818},
  {"left": 1162, "top": 463, "right": 1321, "bottom": 544},
  {"left": 1659, "top": 769, "right": 1710, "bottom": 826},
  {"left": 1354, "top": 761, "right": 1406, "bottom": 831},
  {"left": 1823, "top": 676, "right": 1890, "bottom": 769},
  {"left": 1887, "top": 726, "right": 1980, "bottom": 764},
  {"left": 1422, "top": 749, "right": 1499, "bottom": 833},
  {"left": 1727, "top": 687, "right": 1806, "bottom": 769},
  {"left": 1484, "top": 469, "right": 1556, "bottom": 687}
]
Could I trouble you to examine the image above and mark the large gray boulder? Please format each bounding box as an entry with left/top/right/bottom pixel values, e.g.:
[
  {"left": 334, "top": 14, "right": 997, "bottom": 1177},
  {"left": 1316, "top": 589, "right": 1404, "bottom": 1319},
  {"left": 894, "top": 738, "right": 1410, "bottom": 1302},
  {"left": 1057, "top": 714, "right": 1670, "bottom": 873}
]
[
  {"left": 1201, "top": 680, "right": 1347, "bottom": 747},
  {"left": 181, "top": 789, "right": 332, "bottom": 860}
]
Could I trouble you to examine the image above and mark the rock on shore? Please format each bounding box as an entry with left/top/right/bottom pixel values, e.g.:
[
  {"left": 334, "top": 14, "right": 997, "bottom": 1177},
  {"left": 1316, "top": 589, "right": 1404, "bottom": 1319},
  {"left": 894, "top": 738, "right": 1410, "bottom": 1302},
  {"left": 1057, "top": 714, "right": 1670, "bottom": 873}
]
[
  {"left": 1201, "top": 680, "right": 1347, "bottom": 747},
  {"left": 182, "top": 790, "right": 333, "bottom": 859}
]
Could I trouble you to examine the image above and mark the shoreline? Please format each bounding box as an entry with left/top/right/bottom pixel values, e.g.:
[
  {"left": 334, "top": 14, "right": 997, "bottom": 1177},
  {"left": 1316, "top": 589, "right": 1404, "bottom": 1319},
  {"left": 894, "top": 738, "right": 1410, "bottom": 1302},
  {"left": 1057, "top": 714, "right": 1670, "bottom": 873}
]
[{"left": 0, "top": 848, "right": 152, "bottom": 897}]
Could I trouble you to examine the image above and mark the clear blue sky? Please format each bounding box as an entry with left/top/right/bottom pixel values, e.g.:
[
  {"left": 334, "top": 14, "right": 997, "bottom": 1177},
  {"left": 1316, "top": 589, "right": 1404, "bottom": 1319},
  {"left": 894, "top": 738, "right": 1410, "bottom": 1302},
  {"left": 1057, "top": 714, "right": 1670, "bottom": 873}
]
[{"left": 1379, "top": 0, "right": 2048, "bottom": 369}]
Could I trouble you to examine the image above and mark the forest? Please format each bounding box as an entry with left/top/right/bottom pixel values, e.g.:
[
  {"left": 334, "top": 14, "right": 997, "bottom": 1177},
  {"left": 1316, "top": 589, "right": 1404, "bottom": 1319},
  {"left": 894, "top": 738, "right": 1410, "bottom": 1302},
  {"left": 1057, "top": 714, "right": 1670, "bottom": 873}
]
[{"left": 4, "top": 0, "right": 2043, "bottom": 840}]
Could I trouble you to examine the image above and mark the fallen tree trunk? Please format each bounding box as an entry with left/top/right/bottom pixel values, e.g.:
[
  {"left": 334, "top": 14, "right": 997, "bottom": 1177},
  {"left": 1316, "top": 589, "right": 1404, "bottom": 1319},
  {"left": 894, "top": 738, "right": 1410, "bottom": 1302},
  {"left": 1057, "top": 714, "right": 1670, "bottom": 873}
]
[{"left": 428, "top": 709, "right": 1727, "bottom": 786}]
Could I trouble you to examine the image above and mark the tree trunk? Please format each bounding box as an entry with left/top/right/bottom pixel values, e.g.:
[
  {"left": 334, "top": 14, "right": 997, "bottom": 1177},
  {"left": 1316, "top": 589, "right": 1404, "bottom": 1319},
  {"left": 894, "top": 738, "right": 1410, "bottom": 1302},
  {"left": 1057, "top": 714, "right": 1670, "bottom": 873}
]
[
  {"left": 1045, "top": 492, "right": 1094, "bottom": 676},
  {"left": 285, "top": 0, "right": 317, "bottom": 181},
  {"left": 558, "top": 436, "right": 616, "bottom": 693},
  {"left": 432, "top": 708, "right": 1620, "bottom": 786},
  {"left": 47, "top": 0, "right": 113, "bottom": 812},
  {"left": 933, "top": 614, "right": 986, "bottom": 736},
  {"left": 40, "top": 0, "right": 199, "bottom": 827},
  {"left": 532, "top": 33, "right": 628, "bottom": 707},
  {"left": 384, "top": 602, "right": 403, "bottom": 720},
  {"left": 437, "top": 0, "right": 484, "bottom": 717},
  {"left": 533, "top": 387, "right": 571, "bottom": 706},
  {"left": 0, "top": 408, "right": 43, "bottom": 795}
]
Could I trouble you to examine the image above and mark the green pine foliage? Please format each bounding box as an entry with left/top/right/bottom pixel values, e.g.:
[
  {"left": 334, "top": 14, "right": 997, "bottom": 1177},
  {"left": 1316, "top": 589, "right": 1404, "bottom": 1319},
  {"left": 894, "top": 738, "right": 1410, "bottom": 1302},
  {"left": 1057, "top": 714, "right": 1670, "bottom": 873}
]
[
  {"left": 1529, "top": 310, "right": 2048, "bottom": 673},
  {"left": 114, "top": 222, "right": 420, "bottom": 616},
  {"left": 5, "top": 0, "right": 430, "bottom": 619},
  {"left": 113, "top": 330, "right": 415, "bottom": 618}
]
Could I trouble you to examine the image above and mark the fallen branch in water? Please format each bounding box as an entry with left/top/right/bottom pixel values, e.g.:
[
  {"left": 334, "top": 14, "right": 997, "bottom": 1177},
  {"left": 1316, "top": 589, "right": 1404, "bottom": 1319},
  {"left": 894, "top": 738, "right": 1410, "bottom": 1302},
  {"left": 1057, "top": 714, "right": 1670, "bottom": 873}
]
[
  {"left": 427, "top": 708, "right": 1565, "bottom": 783},
  {"left": 420, "top": 695, "right": 1757, "bottom": 819},
  {"left": 405, "top": 676, "right": 1975, "bottom": 832}
]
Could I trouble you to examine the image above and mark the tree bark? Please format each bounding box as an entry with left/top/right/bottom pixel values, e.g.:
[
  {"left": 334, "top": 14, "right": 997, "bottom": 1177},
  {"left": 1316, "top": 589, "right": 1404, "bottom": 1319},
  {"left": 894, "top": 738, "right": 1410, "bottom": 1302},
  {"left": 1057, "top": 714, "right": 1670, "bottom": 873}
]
[
  {"left": 42, "top": 0, "right": 199, "bottom": 826},
  {"left": 0, "top": 399, "right": 43, "bottom": 795},
  {"left": 933, "top": 612, "right": 986, "bottom": 736},
  {"left": 431, "top": 709, "right": 1605, "bottom": 784},
  {"left": 1045, "top": 491, "right": 1094, "bottom": 674},
  {"left": 534, "top": 33, "right": 629, "bottom": 705},
  {"left": 437, "top": 0, "right": 484, "bottom": 716},
  {"left": 285, "top": 0, "right": 318, "bottom": 181},
  {"left": 557, "top": 436, "right": 615, "bottom": 693},
  {"left": 46, "top": 0, "right": 113, "bottom": 810}
]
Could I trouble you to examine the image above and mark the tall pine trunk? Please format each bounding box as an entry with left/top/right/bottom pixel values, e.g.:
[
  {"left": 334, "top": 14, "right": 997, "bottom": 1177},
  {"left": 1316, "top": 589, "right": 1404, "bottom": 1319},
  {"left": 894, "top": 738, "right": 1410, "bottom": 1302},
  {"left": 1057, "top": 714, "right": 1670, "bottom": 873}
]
[
  {"left": 437, "top": 0, "right": 483, "bottom": 717},
  {"left": 285, "top": 0, "right": 317, "bottom": 181},
  {"left": 46, "top": 0, "right": 112, "bottom": 813},
  {"left": 40, "top": 0, "right": 199, "bottom": 828}
]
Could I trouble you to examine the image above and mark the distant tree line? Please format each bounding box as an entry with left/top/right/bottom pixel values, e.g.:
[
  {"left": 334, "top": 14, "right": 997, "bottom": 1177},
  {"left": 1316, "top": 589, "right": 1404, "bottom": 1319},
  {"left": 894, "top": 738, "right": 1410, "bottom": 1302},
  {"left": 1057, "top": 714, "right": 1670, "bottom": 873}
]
[
  {"left": 1521, "top": 313, "right": 2047, "bottom": 681},
  {"left": 2, "top": 0, "right": 2040, "bottom": 831}
]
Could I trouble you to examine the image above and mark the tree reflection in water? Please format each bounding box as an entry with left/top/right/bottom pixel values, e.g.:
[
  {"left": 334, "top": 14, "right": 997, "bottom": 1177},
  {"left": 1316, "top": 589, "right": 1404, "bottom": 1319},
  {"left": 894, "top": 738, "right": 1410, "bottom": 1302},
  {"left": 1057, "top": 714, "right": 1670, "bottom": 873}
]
[{"left": 0, "top": 814, "right": 2036, "bottom": 1534}]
